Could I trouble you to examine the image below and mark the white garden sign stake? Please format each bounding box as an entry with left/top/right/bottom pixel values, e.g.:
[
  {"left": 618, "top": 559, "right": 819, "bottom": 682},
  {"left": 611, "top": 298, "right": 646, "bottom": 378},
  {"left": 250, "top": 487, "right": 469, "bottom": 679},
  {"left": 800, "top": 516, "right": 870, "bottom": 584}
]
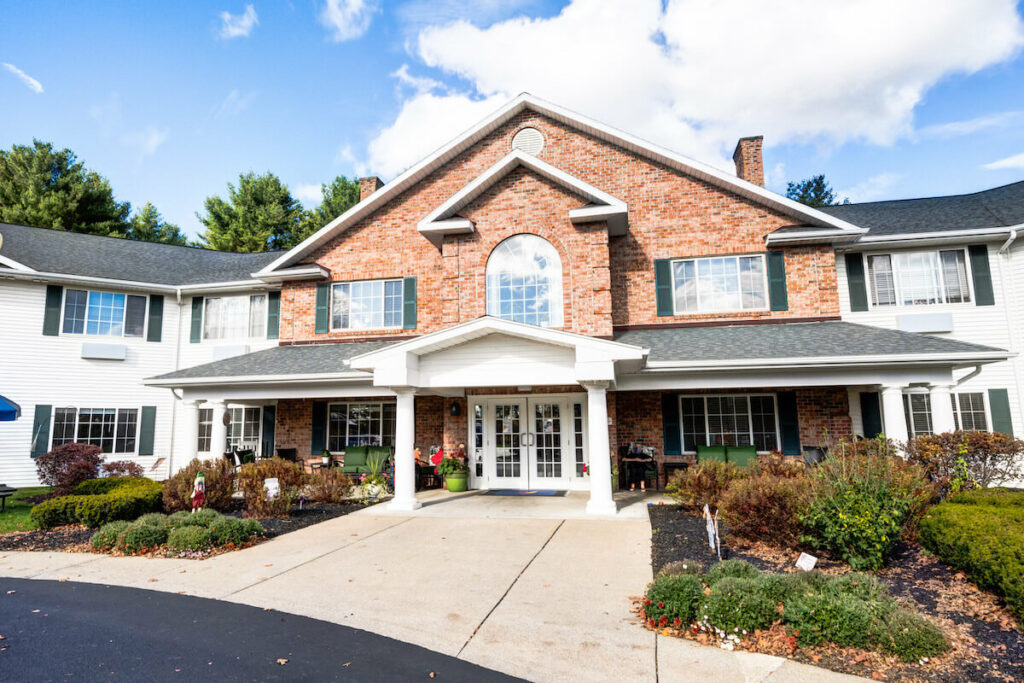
[{"left": 796, "top": 552, "right": 818, "bottom": 572}]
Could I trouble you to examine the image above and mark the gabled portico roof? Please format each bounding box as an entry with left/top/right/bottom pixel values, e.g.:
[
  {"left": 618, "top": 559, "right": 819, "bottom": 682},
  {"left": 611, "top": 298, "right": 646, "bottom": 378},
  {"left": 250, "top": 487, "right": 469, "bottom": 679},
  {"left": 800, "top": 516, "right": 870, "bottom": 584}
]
[{"left": 416, "top": 150, "right": 628, "bottom": 247}]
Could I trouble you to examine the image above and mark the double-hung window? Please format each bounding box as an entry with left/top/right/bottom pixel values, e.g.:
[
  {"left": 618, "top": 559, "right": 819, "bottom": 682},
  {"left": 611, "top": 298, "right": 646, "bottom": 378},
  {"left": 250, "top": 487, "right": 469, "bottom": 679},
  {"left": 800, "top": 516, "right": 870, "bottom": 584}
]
[
  {"left": 62, "top": 289, "right": 147, "bottom": 337},
  {"left": 327, "top": 402, "right": 396, "bottom": 450},
  {"left": 226, "top": 407, "right": 261, "bottom": 450},
  {"left": 671, "top": 255, "right": 767, "bottom": 314},
  {"left": 331, "top": 280, "right": 403, "bottom": 331},
  {"left": 50, "top": 407, "right": 139, "bottom": 453},
  {"left": 901, "top": 391, "right": 989, "bottom": 436},
  {"left": 866, "top": 249, "right": 970, "bottom": 307},
  {"left": 679, "top": 394, "right": 779, "bottom": 452},
  {"left": 952, "top": 393, "right": 988, "bottom": 432},
  {"left": 203, "top": 295, "right": 267, "bottom": 340},
  {"left": 197, "top": 408, "right": 213, "bottom": 452},
  {"left": 902, "top": 393, "right": 933, "bottom": 437}
]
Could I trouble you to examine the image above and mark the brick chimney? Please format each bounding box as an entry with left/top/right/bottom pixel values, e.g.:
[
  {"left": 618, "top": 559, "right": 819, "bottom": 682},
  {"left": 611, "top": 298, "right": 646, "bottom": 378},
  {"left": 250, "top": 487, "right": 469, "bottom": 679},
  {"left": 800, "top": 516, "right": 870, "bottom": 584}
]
[
  {"left": 359, "top": 176, "right": 384, "bottom": 201},
  {"left": 732, "top": 136, "right": 764, "bottom": 186}
]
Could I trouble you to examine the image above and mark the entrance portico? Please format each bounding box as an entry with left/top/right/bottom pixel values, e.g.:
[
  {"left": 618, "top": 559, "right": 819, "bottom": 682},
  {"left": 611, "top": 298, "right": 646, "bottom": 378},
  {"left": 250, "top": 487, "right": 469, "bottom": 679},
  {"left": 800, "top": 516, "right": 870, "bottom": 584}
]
[{"left": 348, "top": 317, "right": 647, "bottom": 515}]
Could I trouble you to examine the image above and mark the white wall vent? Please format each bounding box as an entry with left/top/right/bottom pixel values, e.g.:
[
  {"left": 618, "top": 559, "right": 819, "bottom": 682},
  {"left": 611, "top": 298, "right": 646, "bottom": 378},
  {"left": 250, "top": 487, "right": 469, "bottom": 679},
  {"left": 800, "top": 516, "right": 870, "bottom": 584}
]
[{"left": 511, "top": 127, "right": 544, "bottom": 155}]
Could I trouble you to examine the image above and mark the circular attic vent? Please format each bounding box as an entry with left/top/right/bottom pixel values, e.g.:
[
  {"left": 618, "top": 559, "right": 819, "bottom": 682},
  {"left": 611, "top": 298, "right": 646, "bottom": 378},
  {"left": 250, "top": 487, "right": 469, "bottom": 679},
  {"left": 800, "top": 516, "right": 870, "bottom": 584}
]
[{"left": 511, "top": 127, "right": 544, "bottom": 155}]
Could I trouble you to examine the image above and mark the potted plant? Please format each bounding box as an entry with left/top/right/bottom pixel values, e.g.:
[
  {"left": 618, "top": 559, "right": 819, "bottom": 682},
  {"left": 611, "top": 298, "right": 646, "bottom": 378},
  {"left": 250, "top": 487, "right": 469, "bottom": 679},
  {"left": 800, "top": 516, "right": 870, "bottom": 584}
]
[
  {"left": 360, "top": 451, "right": 389, "bottom": 501},
  {"left": 322, "top": 449, "right": 331, "bottom": 467},
  {"left": 437, "top": 447, "right": 469, "bottom": 492}
]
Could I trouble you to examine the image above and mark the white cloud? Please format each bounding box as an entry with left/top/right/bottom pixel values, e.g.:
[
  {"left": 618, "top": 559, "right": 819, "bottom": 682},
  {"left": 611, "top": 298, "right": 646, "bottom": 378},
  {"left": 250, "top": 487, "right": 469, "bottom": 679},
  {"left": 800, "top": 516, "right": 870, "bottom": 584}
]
[
  {"left": 983, "top": 152, "right": 1024, "bottom": 170},
  {"left": 361, "top": 0, "right": 1024, "bottom": 179},
  {"left": 764, "top": 162, "right": 786, "bottom": 192},
  {"left": 839, "top": 172, "right": 903, "bottom": 203},
  {"left": 219, "top": 4, "right": 259, "bottom": 39},
  {"left": 122, "top": 125, "right": 170, "bottom": 160},
  {"left": 392, "top": 64, "right": 444, "bottom": 94},
  {"left": 294, "top": 183, "right": 324, "bottom": 204},
  {"left": 917, "top": 111, "right": 1024, "bottom": 139},
  {"left": 319, "top": 0, "right": 378, "bottom": 42},
  {"left": 213, "top": 89, "right": 257, "bottom": 119},
  {"left": 2, "top": 62, "right": 44, "bottom": 94}
]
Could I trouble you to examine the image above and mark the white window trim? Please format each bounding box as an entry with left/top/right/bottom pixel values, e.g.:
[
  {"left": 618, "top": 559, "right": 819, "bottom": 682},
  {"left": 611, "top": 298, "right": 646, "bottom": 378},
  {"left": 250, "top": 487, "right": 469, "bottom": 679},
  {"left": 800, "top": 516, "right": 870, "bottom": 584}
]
[
  {"left": 678, "top": 393, "right": 781, "bottom": 453},
  {"left": 862, "top": 247, "right": 975, "bottom": 311},
  {"left": 49, "top": 406, "right": 140, "bottom": 456},
  {"left": 326, "top": 400, "right": 397, "bottom": 451},
  {"left": 329, "top": 278, "right": 404, "bottom": 332},
  {"left": 669, "top": 253, "right": 771, "bottom": 316},
  {"left": 196, "top": 405, "right": 263, "bottom": 453},
  {"left": 202, "top": 294, "right": 267, "bottom": 341},
  {"left": 60, "top": 288, "right": 148, "bottom": 340}
]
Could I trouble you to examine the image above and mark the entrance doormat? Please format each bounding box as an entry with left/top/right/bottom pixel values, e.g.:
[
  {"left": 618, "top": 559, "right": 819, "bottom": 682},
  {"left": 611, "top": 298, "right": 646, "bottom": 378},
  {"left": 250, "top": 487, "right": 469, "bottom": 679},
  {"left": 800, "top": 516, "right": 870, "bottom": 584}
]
[{"left": 483, "top": 489, "right": 567, "bottom": 497}]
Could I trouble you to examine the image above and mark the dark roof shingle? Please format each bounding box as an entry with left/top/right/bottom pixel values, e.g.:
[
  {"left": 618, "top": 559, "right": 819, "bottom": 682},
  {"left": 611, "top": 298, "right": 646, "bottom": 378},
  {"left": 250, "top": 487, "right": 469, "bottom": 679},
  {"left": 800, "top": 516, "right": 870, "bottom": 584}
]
[{"left": 0, "top": 222, "right": 279, "bottom": 286}]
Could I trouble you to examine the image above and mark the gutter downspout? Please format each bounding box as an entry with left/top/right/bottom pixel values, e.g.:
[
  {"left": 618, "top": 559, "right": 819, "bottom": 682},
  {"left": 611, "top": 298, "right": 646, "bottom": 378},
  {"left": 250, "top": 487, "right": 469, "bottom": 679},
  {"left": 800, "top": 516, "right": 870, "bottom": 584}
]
[{"left": 996, "top": 232, "right": 1024, "bottom": 434}]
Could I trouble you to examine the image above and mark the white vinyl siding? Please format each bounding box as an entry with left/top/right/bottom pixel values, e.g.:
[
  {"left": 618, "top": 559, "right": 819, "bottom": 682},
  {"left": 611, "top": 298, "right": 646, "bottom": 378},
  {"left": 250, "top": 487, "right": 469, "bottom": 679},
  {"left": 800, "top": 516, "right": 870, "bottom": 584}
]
[
  {"left": 330, "top": 280, "right": 403, "bottom": 331},
  {"left": 679, "top": 394, "right": 779, "bottom": 452},
  {"left": 671, "top": 254, "right": 767, "bottom": 314}
]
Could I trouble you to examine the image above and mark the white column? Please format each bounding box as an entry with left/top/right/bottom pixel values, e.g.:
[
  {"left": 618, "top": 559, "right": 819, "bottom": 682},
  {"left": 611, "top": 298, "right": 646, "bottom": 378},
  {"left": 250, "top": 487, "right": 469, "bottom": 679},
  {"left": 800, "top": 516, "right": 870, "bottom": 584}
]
[
  {"left": 583, "top": 381, "right": 616, "bottom": 516},
  {"left": 209, "top": 401, "right": 229, "bottom": 457},
  {"left": 389, "top": 388, "right": 421, "bottom": 512},
  {"left": 930, "top": 383, "right": 957, "bottom": 434},
  {"left": 181, "top": 400, "right": 200, "bottom": 463},
  {"left": 879, "top": 385, "right": 909, "bottom": 445}
]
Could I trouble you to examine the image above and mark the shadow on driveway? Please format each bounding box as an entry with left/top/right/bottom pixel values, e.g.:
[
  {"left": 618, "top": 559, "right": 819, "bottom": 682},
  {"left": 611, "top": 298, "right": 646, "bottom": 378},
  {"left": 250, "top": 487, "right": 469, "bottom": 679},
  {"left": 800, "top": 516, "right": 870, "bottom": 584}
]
[{"left": 0, "top": 578, "right": 523, "bottom": 682}]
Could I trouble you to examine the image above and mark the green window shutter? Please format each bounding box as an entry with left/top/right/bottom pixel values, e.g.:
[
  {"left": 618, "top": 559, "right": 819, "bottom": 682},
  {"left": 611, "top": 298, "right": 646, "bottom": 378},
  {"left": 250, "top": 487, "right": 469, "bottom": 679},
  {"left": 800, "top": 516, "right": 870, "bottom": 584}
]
[
  {"left": 661, "top": 393, "right": 682, "bottom": 456},
  {"left": 988, "top": 388, "right": 1013, "bottom": 436},
  {"left": 146, "top": 295, "right": 164, "bottom": 342},
  {"left": 261, "top": 404, "right": 277, "bottom": 457},
  {"left": 402, "top": 277, "right": 418, "bottom": 330},
  {"left": 968, "top": 244, "right": 995, "bottom": 306},
  {"left": 859, "top": 391, "right": 883, "bottom": 438},
  {"left": 190, "top": 297, "right": 204, "bottom": 343},
  {"left": 654, "top": 259, "right": 673, "bottom": 316},
  {"left": 766, "top": 251, "right": 788, "bottom": 311},
  {"left": 266, "top": 291, "right": 281, "bottom": 340},
  {"left": 138, "top": 406, "right": 157, "bottom": 456},
  {"left": 43, "top": 285, "right": 63, "bottom": 336},
  {"left": 30, "top": 404, "right": 52, "bottom": 457},
  {"left": 315, "top": 283, "right": 330, "bottom": 334},
  {"left": 844, "top": 253, "right": 869, "bottom": 312},
  {"left": 311, "top": 400, "right": 327, "bottom": 455},
  {"left": 777, "top": 391, "right": 801, "bottom": 455}
]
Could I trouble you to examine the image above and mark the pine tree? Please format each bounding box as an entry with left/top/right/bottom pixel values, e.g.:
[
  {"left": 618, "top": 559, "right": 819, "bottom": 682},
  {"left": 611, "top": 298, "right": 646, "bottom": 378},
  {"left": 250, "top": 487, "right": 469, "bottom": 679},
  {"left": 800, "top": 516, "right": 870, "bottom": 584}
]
[
  {"left": 197, "top": 172, "right": 303, "bottom": 252},
  {"left": 128, "top": 202, "right": 188, "bottom": 245}
]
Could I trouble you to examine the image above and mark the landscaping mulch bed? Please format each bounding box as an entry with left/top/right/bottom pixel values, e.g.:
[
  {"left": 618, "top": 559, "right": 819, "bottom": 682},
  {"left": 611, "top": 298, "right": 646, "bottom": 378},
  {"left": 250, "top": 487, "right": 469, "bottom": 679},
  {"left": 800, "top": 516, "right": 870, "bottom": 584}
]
[
  {"left": 647, "top": 503, "right": 1024, "bottom": 683},
  {"left": 0, "top": 525, "right": 93, "bottom": 553}
]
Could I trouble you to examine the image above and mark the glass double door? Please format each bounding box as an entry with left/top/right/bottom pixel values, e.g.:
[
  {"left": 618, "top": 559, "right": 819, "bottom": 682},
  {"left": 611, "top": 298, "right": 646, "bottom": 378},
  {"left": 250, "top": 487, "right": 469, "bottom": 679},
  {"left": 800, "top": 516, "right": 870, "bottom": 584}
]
[{"left": 486, "top": 398, "right": 573, "bottom": 490}]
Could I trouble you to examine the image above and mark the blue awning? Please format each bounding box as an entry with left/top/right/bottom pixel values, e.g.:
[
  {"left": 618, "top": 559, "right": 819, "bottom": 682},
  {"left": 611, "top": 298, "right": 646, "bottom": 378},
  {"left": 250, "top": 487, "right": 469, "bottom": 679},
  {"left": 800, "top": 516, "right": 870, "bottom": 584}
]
[{"left": 0, "top": 395, "right": 21, "bottom": 421}]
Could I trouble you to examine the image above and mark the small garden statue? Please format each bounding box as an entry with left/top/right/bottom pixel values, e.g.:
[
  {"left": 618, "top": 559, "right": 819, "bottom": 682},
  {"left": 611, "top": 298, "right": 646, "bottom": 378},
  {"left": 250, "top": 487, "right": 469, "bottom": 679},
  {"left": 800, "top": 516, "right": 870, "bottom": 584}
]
[{"left": 190, "top": 470, "right": 206, "bottom": 513}]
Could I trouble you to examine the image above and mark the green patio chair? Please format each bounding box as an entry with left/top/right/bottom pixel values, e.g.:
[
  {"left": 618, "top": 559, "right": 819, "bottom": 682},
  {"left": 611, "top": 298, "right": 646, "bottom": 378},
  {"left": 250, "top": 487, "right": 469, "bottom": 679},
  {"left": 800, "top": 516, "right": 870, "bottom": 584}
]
[
  {"left": 341, "top": 446, "right": 368, "bottom": 474},
  {"left": 726, "top": 445, "right": 757, "bottom": 468},
  {"left": 696, "top": 445, "right": 726, "bottom": 463}
]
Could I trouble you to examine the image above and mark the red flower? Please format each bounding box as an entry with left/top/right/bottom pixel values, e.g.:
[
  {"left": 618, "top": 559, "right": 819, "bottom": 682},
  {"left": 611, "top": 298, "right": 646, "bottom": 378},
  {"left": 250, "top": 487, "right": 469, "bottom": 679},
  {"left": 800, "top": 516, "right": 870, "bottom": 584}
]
[
  {"left": 433, "top": 467, "right": 439, "bottom": 475},
  {"left": 673, "top": 618, "right": 682, "bottom": 627},
  {"left": 657, "top": 602, "right": 664, "bottom": 608},
  {"left": 658, "top": 616, "right": 668, "bottom": 627},
  {"left": 643, "top": 599, "right": 652, "bottom": 606},
  {"left": 430, "top": 449, "right": 444, "bottom": 465}
]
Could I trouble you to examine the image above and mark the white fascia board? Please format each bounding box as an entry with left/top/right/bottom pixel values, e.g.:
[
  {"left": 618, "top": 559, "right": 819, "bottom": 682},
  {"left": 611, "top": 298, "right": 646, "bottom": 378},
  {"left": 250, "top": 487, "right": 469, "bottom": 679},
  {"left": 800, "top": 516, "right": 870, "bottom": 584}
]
[
  {"left": 643, "top": 350, "right": 1012, "bottom": 371},
  {"left": 177, "top": 279, "right": 273, "bottom": 294},
  {"left": 840, "top": 225, "right": 1023, "bottom": 250},
  {"left": 765, "top": 229, "right": 866, "bottom": 246},
  {"left": 0, "top": 269, "right": 177, "bottom": 293},
  {"left": 144, "top": 370, "right": 370, "bottom": 388},
  {"left": 0, "top": 253, "right": 34, "bottom": 271},
  {"left": 253, "top": 264, "right": 328, "bottom": 283},
  {"left": 257, "top": 93, "right": 860, "bottom": 275}
]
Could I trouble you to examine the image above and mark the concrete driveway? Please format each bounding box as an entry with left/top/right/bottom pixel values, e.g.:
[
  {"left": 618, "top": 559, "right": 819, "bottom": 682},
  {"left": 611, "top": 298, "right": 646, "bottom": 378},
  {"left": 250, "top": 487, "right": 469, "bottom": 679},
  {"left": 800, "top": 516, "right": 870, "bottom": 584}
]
[{"left": 0, "top": 492, "right": 862, "bottom": 682}]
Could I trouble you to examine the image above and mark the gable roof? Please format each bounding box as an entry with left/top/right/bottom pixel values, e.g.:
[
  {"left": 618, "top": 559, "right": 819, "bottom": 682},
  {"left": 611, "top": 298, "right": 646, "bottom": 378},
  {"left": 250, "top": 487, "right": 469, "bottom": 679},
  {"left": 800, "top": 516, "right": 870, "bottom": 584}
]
[
  {"left": 816, "top": 180, "right": 1024, "bottom": 238},
  {"left": 257, "top": 94, "right": 865, "bottom": 275},
  {"left": 417, "top": 150, "right": 629, "bottom": 247},
  {"left": 0, "top": 222, "right": 279, "bottom": 288}
]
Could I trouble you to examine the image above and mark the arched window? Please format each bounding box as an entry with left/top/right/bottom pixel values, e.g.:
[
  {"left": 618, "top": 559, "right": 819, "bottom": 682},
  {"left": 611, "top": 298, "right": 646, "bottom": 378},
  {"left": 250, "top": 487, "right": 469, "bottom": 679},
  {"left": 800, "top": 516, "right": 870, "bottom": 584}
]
[{"left": 486, "top": 234, "right": 564, "bottom": 327}]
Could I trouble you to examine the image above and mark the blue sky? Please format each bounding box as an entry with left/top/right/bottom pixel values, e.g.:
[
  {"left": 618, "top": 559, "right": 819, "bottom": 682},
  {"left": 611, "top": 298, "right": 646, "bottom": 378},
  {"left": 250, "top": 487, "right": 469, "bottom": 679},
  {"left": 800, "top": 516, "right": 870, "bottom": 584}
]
[{"left": 2, "top": 0, "right": 1023, "bottom": 240}]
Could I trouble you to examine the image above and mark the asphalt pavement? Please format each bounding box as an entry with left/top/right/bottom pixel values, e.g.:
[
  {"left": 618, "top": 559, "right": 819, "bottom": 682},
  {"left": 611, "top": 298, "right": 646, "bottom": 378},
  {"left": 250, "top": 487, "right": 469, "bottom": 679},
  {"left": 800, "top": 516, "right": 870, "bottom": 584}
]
[{"left": 0, "top": 578, "right": 523, "bottom": 682}]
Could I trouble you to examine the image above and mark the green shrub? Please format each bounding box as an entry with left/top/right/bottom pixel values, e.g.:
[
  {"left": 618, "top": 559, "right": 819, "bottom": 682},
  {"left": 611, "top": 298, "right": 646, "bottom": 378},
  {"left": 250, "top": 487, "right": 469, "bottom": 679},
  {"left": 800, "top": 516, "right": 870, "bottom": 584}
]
[
  {"left": 873, "top": 608, "right": 949, "bottom": 662},
  {"left": 665, "top": 460, "right": 747, "bottom": 508},
  {"left": 162, "top": 458, "right": 236, "bottom": 512},
  {"left": 237, "top": 458, "right": 305, "bottom": 517},
  {"left": 240, "top": 518, "right": 264, "bottom": 539},
  {"left": 758, "top": 573, "right": 803, "bottom": 605},
  {"left": 166, "top": 525, "right": 213, "bottom": 551},
  {"left": 30, "top": 477, "right": 163, "bottom": 529},
  {"left": 722, "top": 472, "right": 810, "bottom": 547},
  {"left": 800, "top": 448, "right": 936, "bottom": 570},
  {"left": 135, "top": 512, "right": 170, "bottom": 529},
  {"left": 826, "top": 572, "right": 887, "bottom": 602},
  {"left": 700, "top": 577, "right": 779, "bottom": 634},
  {"left": 784, "top": 591, "right": 887, "bottom": 649},
  {"left": 644, "top": 574, "right": 704, "bottom": 627},
  {"left": 209, "top": 517, "right": 262, "bottom": 546},
  {"left": 656, "top": 559, "right": 702, "bottom": 578},
  {"left": 919, "top": 489, "right": 1024, "bottom": 620},
  {"left": 119, "top": 523, "right": 168, "bottom": 553},
  {"left": 90, "top": 520, "right": 132, "bottom": 550},
  {"left": 167, "top": 510, "right": 193, "bottom": 526},
  {"left": 704, "top": 559, "right": 761, "bottom": 585}
]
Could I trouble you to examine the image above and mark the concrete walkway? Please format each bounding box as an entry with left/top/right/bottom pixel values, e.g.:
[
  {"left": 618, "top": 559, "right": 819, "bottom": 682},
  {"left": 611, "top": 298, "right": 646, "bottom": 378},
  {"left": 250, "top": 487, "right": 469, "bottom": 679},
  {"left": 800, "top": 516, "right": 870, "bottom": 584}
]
[{"left": 0, "top": 492, "right": 863, "bottom": 682}]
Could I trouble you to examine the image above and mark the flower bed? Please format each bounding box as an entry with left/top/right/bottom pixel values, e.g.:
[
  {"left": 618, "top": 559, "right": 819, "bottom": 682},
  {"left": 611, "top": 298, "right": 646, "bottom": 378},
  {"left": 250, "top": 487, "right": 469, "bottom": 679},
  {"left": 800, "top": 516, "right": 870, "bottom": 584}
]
[{"left": 90, "top": 509, "right": 264, "bottom": 558}]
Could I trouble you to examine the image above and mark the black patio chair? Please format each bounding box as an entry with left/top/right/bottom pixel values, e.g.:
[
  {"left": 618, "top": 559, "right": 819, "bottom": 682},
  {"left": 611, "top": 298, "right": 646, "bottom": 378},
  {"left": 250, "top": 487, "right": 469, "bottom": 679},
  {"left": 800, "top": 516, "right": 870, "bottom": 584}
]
[{"left": 276, "top": 448, "right": 298, "bottom": 462}]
